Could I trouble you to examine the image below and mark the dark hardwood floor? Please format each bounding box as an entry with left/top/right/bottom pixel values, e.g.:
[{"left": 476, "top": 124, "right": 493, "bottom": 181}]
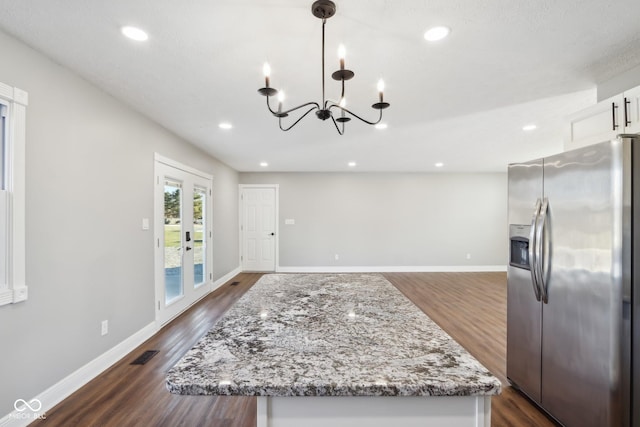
[{"left": 30, "top": 272, "right": 554, "bottom": 427}]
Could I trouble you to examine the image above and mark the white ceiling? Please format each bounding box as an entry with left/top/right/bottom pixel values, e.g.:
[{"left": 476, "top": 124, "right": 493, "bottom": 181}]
[{"left": 1, "top": 0, "right": 639, "bottom": 172}]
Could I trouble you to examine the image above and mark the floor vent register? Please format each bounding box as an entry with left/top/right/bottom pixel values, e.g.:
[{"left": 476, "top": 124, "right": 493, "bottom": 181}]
[{"left": 130, "top": 350, "right": 159, "bottom": 365}]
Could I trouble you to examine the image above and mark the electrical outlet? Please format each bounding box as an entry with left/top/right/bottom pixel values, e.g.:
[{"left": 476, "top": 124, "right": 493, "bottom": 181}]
[
  {"left": 334, "top": 254, "right": 339, "bottom": 261},
  {"left": 101, "top": 320, "right": 109, "bottom": 336},
  {"left": 466, "top": 253, "right": 472, "bottom": 260}
]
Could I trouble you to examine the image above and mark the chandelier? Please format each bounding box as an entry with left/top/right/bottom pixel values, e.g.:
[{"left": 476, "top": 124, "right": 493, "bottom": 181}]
[{"left": 257, "top": 0, "right": 390, "bottom": 135}]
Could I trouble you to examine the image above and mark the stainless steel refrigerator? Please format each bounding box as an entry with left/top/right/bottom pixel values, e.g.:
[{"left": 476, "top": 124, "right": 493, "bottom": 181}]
[{"left": 507, "top": 135, "right": 639, "bottom": 427}]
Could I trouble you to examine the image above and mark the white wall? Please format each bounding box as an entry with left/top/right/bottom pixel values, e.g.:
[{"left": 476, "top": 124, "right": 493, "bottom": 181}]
[
  {"left": 0, "top": 29, "right": 239, "bottom": 416},
  {"left": 239, "top": 172, "right": 508, "bottom": 269}
]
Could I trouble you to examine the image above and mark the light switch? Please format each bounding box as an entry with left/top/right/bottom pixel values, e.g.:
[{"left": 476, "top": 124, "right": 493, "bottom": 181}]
[
  {"left": 285, "top": 219, "right": 295, "bottom": 225},
  {"left": 142, "top": 218, "right": 150, "bottom": 230}
]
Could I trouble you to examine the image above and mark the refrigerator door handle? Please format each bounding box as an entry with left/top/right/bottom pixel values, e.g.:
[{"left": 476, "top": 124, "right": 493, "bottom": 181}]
[
  {"left": 529, "top": 199, "right": 542, "bottom": 301},
  {"left": 536, "top": 197, "right": 550, "bottom": 303}
]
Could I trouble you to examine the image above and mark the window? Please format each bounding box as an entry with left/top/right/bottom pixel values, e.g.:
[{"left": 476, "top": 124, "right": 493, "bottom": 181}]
[{"left": 0, "top": 81, "right": 28, "bottom": 306}]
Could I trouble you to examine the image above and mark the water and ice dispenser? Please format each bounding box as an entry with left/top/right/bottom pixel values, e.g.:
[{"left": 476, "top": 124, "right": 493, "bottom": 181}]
[{"left": 509, "top": 224, "right": 530, "bottom": 270}]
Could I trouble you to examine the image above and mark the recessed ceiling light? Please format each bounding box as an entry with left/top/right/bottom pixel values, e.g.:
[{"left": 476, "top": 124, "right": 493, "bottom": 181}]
[
  {"left": 424, "top": 26, "right": 450, "bottom": 42},
  {"left": 121, "top": 26, "right": 148, "bottom": 42},
  {"left": 435, "top": 162, "right": 444, "bottom": 168},
  {"left": 348, "top": 161, "right": 357, "bottom": 167},
  {"left": 375, "top": 123, "right": 388, "bottom": 130},
  {"left": 219, "top": 122, "right": 233, "bottom": 130},
  {"left": 260, "top": 162, "right": 269, "bottom": 167},
  {"left": 522, "top": 124, "right": 537, "bottom": 131}
]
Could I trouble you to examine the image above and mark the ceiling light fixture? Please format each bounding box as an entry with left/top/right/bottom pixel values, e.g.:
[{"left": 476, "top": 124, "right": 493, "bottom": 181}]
[
  {"left": 424, "top": 26, "right": 450, "bottom": 42},
  {"left": 435, "top": 162, "right": 444, "bottom": 168},
  {"left": 260, "top": 162, "right": 269, "bottom": 167},
  {"left": 258, "top": 0, "right": 390, "bottom": 135},
  {"left": 219, "top": 122, "right": 233, "bottom": 130},
  {"left": 121, "top": 26, "right": 148, "bottom": 42},
  {"left": 522, "top": 124, "right": 537, "bottom": 131}
]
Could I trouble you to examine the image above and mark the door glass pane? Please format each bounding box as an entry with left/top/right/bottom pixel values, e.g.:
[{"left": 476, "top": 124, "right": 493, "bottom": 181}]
[
  {"left": 164, "top": 179, "right": 183, "bottom": 303},
  {"left": 193, "top": 186, "right": 206, "bottom": 287}
]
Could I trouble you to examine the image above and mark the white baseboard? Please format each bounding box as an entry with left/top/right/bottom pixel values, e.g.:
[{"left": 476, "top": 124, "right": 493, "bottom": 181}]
[
  {"left": 0, "top": 265, "right": 244, "bottom": 427},
  {"left": 0, "top": 321, "right": 158, "bottom": 427},
  {"left": 212, "top": 266, "right": 242, "bottom": 291},
  {"left": 276, "top": 265, "right": 507, "bottom": 273}
]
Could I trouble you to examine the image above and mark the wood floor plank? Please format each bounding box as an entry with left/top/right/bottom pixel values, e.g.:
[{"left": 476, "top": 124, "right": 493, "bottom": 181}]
[{"left": 30, "top": 271, "right": 555, "bottom": 426}]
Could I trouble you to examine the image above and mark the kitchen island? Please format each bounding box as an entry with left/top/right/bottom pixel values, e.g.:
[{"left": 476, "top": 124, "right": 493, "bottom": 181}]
[{"left": 166, "top": 273, "right": 501, "bottom": 427}]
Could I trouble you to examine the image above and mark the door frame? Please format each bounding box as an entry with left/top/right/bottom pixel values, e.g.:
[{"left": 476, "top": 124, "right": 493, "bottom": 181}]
[
  {"left": 154, "top": 153, "right": 214, "bottom": 326},
  {"left": 239, "top": 184, "right": 279, "bottom": 272}
]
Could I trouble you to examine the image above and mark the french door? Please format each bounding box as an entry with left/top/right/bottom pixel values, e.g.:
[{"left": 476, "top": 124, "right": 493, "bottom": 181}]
[{"left": 155, "top": 156, "right": 212, "bottom": 325}]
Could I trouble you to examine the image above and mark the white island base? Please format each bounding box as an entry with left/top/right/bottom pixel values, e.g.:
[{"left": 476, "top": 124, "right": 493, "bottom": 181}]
[{"left": 257, "top": 395, "right": 492, "bottom": 427}]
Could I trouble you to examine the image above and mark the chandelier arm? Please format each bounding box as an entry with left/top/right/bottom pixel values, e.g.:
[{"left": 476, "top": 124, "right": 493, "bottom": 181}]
[
  {"left": 266, "top": 95, "right": 278, "bottom": 115},
  {"left": 330, "top": 115, "right": 345, "bottom": 135},
  {"left": 265, "top": 96, "right": 276, "bottom": 114},
  {"left": 327, "top": 104, "right": 384, "bottom": 125},
  {"left": 267, "top": 96, "right": 320, "bottom": 116},
  {"left": 279, "top": 106, "right": 319, "bottom": 131}
]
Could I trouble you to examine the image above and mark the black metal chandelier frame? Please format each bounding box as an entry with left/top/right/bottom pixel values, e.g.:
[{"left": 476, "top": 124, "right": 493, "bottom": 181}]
[{"left": 257, "top": 0, "right": 390, "bottom": 135}]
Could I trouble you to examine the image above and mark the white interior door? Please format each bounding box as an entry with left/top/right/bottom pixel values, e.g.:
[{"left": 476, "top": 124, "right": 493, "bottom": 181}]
[
  {"left": 240, "top": 186, "right": 277, "bottom": 271},
  {"left": 155, "top": 157, "right": 213, "bottom": 325}
]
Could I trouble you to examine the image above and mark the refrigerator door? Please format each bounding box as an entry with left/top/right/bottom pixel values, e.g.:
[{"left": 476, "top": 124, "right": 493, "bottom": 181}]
[
  {"left": 540, "top": 139, "right": 630, "bottom": 427},
  {"left": 633, "top": 137, "right": 640, "bottom": 427},
  {"left": 507, "top": 160, "right": 543, "bottom": 404}
]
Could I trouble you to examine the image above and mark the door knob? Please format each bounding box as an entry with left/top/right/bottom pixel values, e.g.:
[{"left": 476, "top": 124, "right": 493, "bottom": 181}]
[
  {"left": 185, "top": 246, "right": 192, "bottom": 251},
  {"left": 270, "top": 232, "right": 275, "bottom": 236}
]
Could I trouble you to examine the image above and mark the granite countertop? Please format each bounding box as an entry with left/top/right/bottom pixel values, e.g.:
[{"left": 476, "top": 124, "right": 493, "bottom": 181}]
[{"left": 166, "top": 273, "right": 502, "bottom": 397}]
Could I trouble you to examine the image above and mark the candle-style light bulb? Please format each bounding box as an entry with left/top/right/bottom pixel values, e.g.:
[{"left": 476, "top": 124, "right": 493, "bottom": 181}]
[
  {"left": 277, "top": 90, "right": 285, "bottom": 113},
  {"left": 339, "top": 97, "right": 347, "bottom": 118},
  {"left": 338, "top": 44, "right": 346, "bottom": 70},
  {"left": 263, "top": 62, "right": 271, "bottom": 87},
  {"left": 377, "top": 79, "right": 385, "bottom": 102}
]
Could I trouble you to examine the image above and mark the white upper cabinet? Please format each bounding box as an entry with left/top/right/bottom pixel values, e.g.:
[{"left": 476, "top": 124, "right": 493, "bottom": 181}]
[
  {"left": 565, "top": 85, "right": 640, "bottom": 150},
  {"left": 624, "top": 85, "right": 640, "bottom": 133}
]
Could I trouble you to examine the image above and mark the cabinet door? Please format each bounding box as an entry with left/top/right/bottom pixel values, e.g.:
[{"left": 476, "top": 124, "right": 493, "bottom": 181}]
[
  {"left": 622, "top": 85, "right": 640, "bottom": 134},
  {"left": 564, "top": 94, "right": 623, "bottom": 150}
]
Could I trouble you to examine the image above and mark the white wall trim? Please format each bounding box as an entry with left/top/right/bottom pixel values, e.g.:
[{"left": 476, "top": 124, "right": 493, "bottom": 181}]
[
  {"left": 154, "top": 153, "right": 213, "bottom": 181},
  {"left": 212, "top": 266, "right": 242, "bottom": 291},
  {"left": 0, "top": 83, "right": 28, "bottom": 306},
  {"left": 276, "top": 265, "right": 507, "bottom": 273},
  {"left": 0, "top": 322, "right": 157, "bottom": 427}
]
